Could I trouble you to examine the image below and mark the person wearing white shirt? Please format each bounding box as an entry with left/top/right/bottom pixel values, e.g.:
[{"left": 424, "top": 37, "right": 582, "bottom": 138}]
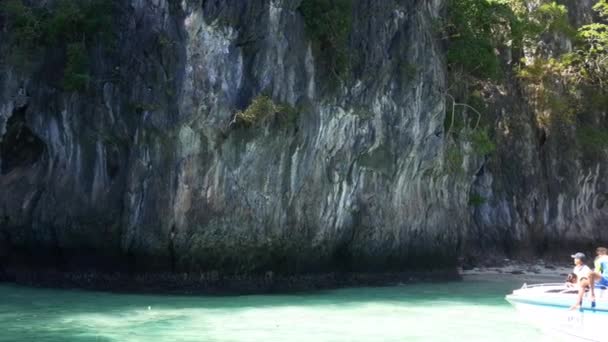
[
  {"left": 569, "top": 252, "right": 593, "bottom": 310},
  {"left": 572, "top": 252, "right": 592, "bottom": 280}
]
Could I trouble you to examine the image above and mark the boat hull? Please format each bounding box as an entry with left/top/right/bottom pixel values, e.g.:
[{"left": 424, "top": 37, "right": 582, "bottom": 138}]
[{"left": 506, "top": 295, "right": 607, "bottom": 342}]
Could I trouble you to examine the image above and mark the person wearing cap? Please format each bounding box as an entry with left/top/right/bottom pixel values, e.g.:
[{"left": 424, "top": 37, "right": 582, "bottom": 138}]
[
  {"left": 569, "top": 252, "right": 593, "bottom": 310},
  {"left": 571, "top": 252, "right": 591, "bottom": 281}
]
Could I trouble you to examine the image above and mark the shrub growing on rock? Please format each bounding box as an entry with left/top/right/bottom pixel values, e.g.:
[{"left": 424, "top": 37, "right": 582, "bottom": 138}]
[
  {"left": 234, "top": 96, "right": 300, "bottom": 128},
  {"left": 235, "top": 96, "right": 280, "bottom": 126}
]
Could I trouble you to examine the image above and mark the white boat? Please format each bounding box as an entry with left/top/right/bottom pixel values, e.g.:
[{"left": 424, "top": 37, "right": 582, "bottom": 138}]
[{"left": 506, "top": 283, "right": 608, "bottom": 341}]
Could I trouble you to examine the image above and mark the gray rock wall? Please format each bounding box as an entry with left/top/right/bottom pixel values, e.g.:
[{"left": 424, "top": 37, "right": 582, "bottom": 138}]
[
  {"left": 0, "top": 0, "right": 605, "bottom": 278},
  {"left": 466, "top": 0, "right": 608, "bottom": 260}
]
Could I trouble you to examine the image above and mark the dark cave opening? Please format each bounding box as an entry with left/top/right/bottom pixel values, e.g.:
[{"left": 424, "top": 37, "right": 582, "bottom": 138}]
[{"left": 0, "top": 107, "right": 45, "bottom": 175}]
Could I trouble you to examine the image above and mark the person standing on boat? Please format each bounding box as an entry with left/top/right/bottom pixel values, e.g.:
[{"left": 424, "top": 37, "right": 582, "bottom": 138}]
[{"left": 569, "top": 252, "right": 593, "bottom": 310}]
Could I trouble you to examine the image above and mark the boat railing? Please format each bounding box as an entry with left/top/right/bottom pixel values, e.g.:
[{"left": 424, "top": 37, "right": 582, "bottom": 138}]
[
  {"left": 520, "top": 283, "right": 566, "bottom": 289},
  {"left": 520, "top": 283, "right": 608, "bottom": 291}
]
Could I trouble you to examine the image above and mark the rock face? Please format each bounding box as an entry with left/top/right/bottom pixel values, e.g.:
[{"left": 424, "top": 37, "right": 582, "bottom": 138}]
[
  {"left": 466, "top": 0, "right": 608, "bottom": 259},
  {"left": 0, "top": 0, "right": 606, "bottom": 280}
]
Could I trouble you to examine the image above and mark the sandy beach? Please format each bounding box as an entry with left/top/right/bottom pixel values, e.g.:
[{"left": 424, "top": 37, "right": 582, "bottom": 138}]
[{"left": 461, "top": 260, "right": 571, "bottom": 284}]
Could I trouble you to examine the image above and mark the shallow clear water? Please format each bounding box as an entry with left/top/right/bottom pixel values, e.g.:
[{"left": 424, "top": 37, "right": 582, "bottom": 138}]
[{"left": 0, "top": 276, "right": 548, "bottom": 342}]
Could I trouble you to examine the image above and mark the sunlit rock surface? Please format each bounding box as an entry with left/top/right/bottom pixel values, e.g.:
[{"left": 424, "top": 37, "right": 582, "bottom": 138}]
[{"left": 0, "top": 0, "right": 605, "bottom": 282}]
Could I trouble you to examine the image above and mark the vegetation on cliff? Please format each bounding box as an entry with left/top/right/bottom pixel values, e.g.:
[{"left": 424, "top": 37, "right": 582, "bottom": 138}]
[
  {"left": 0, "top": 0, "right": 114, "bottom": 91},
  {"left": 298, "top": 0, "right": 352, "bottom": 86},
  {"left": 516, "top": 0, "right": 608, "bottom": 157},
  {"left": 443, "top": 0, "right": 608, "bottom": 168},
  {"left": 232, "top": 95, "right": 299, "bottom": 128}
]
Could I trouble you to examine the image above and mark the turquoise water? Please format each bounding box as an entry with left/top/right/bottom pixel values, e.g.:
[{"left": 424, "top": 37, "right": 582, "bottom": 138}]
[{"left": 0, "top": 276, "right": 545, "bottom": 341}]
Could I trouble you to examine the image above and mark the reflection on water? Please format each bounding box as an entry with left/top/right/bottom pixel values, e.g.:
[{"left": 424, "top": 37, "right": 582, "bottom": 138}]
[{"left": 0, "top": 276, "right": 555, "bottom": 341}]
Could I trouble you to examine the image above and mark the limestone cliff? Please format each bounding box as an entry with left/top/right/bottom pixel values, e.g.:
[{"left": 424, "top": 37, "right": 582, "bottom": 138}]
[{"left": 0, "top": 0, "right": 605, "bottom": 283}]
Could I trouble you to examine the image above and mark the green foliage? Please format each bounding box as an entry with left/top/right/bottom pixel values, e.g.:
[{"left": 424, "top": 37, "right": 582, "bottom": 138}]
[
  {"left": 445, "top": 88, "right": 488, "bottom": 132},
  {"left": 469, "top": 128, "right": 496, "bottom": 156},
  {"left": 445, "top": 0, "right": 577, "bottom": 80},
  {"left": 448, "top": 39, "right": 501, "bottom": 79},
  {"left": 594, "top": 0, "right": 608, "bottom": 17},
  {"left": 516, "top": 57, "right": 565, "bottom": 82},
  {"left": 516, "top": 1, "right": 607, "bottom": 133},
  {"left": 276, "top": 102, "right": 300, "bottom": 126},
  {"left": 518, "top": 57, "right": 584, "bottom": 128},
  {"left": 299, "top": 0, "right": 352, "bottom": 81},
  {"left": 545, "top": 94, "right": 577, "bottom": 123},
  {"left": 586, "top": 90, "right": 608, "bottom": 111},
  {"left": 236, "top": 96, "right": 278, "bottom": 125},
  {"left": 576, "top": 124, "right": 608, "bottom": 161},
  {"left": 0, "top": 0, "right": 114, "bottom": 91},
  {"left": 0, "top": 0, "right": 41, "bottom": 45},
  {"left": 43, "top": 0, "right": 113, "bottom": 44},
  {"left": 444, "top": 106, "right": 464, "bottom": 134},
  {"left": 62, "top": 42, "right": 90, "bottom": 92},
  {"left": 443, "top": 0, "right": 607, "bottom": 164},
  {"left": 445, "top": 0, "right": 522, "bottom": 79},
  {"left": 0, "top": 0, "right": 44, "bottom": 66},
  {"left": 577, "top": 126, "right": 608, "bottom": 153},
  {"left": 526, "top": 2, "right": 575, "bottom": 39},
  {"left": 235, "top": 96, "right": 299, "bottom": 127},
  {"left": 469, "top": 193, "right": 487, "bottom": 206},
  {"left": 518, "top": 1, "right": 607, "bottom": 88},
  {"left": 446, "top": 146, "right": 464, "bottom": 172},
  {"left": 571, "top": 22, "right": 608, "bottom": 85},
  {"left": 443, "top": 0, "right": 580, "bottom": 164},
  {"left": 444, "top": 89, "right": 496, "bottom": 160},
  {"left": 578, "top": 24, "right": 608, "bottom": 50}
]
